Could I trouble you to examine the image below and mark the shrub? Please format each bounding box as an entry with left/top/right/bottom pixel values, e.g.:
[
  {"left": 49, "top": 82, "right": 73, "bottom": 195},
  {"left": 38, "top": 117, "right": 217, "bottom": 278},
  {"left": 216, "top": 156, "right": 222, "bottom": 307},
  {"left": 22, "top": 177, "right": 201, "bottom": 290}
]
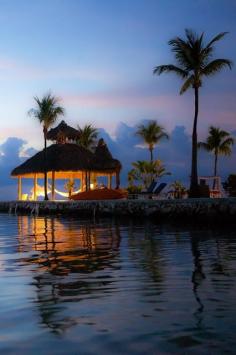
[{"left": 223, "top": 175, "right": 236, "bottom": 197}]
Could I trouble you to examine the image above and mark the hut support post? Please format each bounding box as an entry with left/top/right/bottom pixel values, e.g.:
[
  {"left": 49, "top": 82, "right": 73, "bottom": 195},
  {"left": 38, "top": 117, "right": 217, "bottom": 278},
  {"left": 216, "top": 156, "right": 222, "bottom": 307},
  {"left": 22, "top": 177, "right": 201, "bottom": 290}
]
[
  {"left": 108, "top": 174, "right": 112, "bottom": 189},
  {"left": 85, "top": 171, "right": 88, "bottom": 192},
  {"left": 91, "top": 172, "right": 96, "bottom": 189},
  {"left": 18, "top": 177, "right": 22, "bottom": 200},
  {"left": 88, "top": 172, "right": 91, "bottom": 190},
  {"left": 33, "top": 174, "right": 37, "bottom": 201},
  {"left": 115, "top": 170, "right": 120, "bottom": 190},
  {"left": 51, "top": 172, "right": 55, "bottom": 200}
]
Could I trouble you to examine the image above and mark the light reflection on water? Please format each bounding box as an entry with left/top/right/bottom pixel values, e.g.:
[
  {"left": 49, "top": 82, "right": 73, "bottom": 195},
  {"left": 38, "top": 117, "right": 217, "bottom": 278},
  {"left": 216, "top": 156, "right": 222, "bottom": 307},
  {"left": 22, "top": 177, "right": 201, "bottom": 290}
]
[{"left": 0, "top": 213, "right": 236, "bottom": 354}]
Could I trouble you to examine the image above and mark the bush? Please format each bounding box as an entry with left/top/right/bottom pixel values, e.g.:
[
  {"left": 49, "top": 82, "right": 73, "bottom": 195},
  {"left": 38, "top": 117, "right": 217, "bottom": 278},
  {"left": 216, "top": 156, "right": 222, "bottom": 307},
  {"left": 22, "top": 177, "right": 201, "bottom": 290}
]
[
  {"left": 223, "top": 174, "right": 236, "bottom": 197},
  {"left": 126, "top": 185, "right": 142, "bottom": 194}
]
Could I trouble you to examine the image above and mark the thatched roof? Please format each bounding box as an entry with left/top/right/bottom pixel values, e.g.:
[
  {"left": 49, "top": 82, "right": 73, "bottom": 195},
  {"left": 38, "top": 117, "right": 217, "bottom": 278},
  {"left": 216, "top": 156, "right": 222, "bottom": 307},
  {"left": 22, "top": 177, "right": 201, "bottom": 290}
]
[
  {"left": 47, "top": 120, "right": 80, "bottom": 141},
  {"left": 11, "top": 140, "right": 121, "bottom": 177},
  {"left": 92, "top": 138, "right": 122, "bottom": 172},
  {"left": 11, "top": 143, "right": 93, "bottom": 176}
]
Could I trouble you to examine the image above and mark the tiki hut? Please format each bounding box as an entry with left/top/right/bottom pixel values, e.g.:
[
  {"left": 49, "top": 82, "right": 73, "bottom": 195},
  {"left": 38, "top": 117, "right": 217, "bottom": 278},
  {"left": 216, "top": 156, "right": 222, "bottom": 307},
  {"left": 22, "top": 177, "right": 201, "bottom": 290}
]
[
  {"left": 92, "top": 138, "right": 122, "bottom": 188},
  {"left": 11, "top": 125, "right": 122, "bottom": 200},
  {"left": 47, "top": 120, "right": 80, "bottom": 143}
]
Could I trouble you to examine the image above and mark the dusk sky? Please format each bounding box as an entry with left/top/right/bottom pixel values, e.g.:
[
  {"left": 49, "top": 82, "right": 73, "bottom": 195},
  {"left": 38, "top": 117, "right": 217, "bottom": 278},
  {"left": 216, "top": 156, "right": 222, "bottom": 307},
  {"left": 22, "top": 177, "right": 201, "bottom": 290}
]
[{"left": 0, "top": 0, "right": 236, "bottom": 198}]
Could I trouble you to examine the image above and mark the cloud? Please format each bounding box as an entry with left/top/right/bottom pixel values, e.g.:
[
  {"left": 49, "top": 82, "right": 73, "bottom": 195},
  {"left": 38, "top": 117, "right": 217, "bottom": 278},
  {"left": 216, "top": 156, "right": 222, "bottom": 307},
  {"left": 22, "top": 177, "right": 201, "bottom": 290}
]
[
  {"left": 0, "top": 56, "right": 119, "bottom": 84},
  {"left": 0, "top": 123, "right": 236, "bottom": 200},
  {"left": 0, "top": 137, "right": 36, "bottom": 200}
]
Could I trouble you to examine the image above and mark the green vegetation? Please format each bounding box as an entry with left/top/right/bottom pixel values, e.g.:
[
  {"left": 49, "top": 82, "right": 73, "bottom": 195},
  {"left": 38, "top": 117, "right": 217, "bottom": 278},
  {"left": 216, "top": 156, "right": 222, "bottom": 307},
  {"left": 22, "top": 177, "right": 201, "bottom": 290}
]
[
  {"left": 153, "top": 29, "right": 232, "bottom": 197},
  {"left": 65, "top": 180, "right": 75, "bottom": 199},
  {"left": 136, "top": 120, "right": 168, "bottom": 162},
  {"left": 198, "top": 126, "right": 234, "bottom": 176},
  {"left": 77, "top": 124, "right": 98, "bottom": 151},
  {"left": 170, "top": 180, "right": 187, "bottom": 199},
  {"left": 223, "top": 175, "right": 236, "bottom": 197},
  {"left": 29, "top": 93, "right": 64, "bottom": 200},
  {"left": 128, "top": 159, "right": 170, "bottom": 191}
]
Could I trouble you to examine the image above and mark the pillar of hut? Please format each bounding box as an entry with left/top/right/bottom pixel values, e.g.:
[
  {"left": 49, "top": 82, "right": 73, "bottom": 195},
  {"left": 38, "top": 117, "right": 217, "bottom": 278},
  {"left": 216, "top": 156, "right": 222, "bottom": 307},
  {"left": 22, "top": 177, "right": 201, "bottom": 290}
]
[
  {"left": 85, "top": 172, "right": 87, "bottom": 192},
  {"left": 115, "top": 170, "right": 120, "bottom": 189},
  {"left": 91, "top": 172, "right": 96, "bottom": 189},
  {"left": 17, "top": 177, "right": 22, "bottom": 200},
  {"left": 108, "top": 174, "right": 112, "bottom": 189},
  {"left": 88, "top": 171, "right": 91, "bottom": 190},
  {"left": 33, "top": 174, "right": 37, "bottom": 201},
  {"left": 51, "top": 171, "right": 55, "bottom": 200}
]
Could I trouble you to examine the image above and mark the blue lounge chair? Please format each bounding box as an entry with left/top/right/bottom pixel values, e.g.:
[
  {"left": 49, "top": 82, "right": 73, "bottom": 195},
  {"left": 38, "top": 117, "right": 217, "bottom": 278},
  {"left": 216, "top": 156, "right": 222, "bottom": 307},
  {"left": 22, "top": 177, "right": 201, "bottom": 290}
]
[
  {"left": 143, "top": 180, "right": 157, "bottom": 194},
  {"left": 153, "top": 182, "right": 167, "bottom": 195}
]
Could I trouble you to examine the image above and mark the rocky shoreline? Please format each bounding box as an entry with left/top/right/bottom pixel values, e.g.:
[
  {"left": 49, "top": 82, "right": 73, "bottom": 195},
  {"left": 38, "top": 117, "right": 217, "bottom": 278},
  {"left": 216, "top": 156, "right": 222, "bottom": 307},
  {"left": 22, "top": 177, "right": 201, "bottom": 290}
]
[{"left": 1, "top": 198, "right": 236, "bottom": 223}]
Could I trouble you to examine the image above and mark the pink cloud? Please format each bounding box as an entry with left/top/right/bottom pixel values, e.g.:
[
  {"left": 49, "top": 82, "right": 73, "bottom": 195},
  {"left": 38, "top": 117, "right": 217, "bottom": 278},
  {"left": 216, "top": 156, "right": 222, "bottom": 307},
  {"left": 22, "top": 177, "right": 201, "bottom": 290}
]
[{"left": 63, "top": 91, "right": 190, "bottom": 111}]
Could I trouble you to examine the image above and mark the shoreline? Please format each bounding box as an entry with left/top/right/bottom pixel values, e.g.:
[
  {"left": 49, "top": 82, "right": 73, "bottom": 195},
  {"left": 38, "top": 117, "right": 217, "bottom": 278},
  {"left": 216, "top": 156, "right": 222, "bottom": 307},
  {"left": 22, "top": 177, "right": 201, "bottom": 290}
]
[{"left": 1, "top": 198, "right": 236, "bottom": 222}]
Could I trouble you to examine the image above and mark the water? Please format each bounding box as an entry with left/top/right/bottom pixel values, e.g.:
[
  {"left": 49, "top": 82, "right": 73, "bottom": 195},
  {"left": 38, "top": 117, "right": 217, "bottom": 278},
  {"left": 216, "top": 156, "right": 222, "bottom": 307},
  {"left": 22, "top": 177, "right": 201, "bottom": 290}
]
[{"left": 0, "top": 213, "right": 236, "bottom": 354}]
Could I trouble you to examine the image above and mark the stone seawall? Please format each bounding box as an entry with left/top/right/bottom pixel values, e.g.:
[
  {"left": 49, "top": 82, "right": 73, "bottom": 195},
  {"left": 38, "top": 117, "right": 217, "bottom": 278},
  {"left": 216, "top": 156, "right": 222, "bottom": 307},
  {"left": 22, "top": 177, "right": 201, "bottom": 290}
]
[{"left": 1, "top": 198, "right": 236, "bottom": 222}]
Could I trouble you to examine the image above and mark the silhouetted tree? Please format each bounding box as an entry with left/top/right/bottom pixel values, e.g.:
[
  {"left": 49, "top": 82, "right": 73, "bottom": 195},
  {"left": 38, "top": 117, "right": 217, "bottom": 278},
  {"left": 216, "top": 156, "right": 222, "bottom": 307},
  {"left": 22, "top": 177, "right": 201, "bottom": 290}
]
[
  {"left": 198, "top": 126, "right": 234, "bottom": 176},
  {"left": 29, "top": 93, "right": 64, "bottom": 200},
  {"left": 154, "top": 29, "right": 232, "bottom": 197},
  {"left": 136, "top": 120, "right": 168, "bottom": 162}
]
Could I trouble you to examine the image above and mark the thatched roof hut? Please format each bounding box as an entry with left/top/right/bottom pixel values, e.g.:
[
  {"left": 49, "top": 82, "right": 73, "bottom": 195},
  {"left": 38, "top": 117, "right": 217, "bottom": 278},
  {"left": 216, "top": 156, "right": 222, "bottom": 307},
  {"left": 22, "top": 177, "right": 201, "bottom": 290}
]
[
  {"left": 11, "top": 143, "right": 93, "bottom": 178},
  {"left": 92, "top": 138, "right": 122, "bottom": 173},
  {"left": 11, "top": 135, "right": 122, "bottom": 200},
  {"left": 47, "top": 120, "right": 80, "bottom": 142}
]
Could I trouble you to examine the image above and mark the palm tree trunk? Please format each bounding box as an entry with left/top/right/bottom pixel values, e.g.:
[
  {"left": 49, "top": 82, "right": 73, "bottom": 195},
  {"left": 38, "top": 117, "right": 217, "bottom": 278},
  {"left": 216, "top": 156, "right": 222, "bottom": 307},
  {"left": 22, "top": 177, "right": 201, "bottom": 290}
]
[
  {"left": 214, "top": 152, "right": 218, "bottom": 177},
  {"left": 150, "top": 147, "right": 153, "bottom": 163},
  {"left": 43, "top": 128, "right": 49, "bottom": 201},
  {"left": 150, "top": 147, "right": 154, "bottom": 182},
  {"left": 213, "top": 152, "right": 218, "bottom": 189},
  {"left": 189, "top": 87, "right": 199, "bottom": 198}
]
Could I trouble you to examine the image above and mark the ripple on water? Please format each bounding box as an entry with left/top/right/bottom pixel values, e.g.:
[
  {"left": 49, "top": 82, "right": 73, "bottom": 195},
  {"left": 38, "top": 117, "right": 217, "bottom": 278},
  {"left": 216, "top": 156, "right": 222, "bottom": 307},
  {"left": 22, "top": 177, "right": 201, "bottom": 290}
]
[{"left": 0, "top": 214, "right": 236, "bottom": 354}]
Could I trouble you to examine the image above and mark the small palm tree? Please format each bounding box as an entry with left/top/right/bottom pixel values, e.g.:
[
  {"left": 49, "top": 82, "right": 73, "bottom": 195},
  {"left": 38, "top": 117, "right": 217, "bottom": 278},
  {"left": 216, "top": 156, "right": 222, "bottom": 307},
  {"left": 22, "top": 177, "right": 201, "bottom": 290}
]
[
  {"left": 77, "top": 124, "right": 98, "bottom": 151},
  {"left": 29, "top": 93, "right": 64, "bottom": 200},
  {"left": 154, "top": 29, "right": 232, "bottom": 197},
  {"left": 136, "top": 120, "right": 168, "bottom": 162},
  {"left": 130, "top": 159, "right": 170, "bottom": 189},
  {"left": 198, "top": 126, "right": 234, "bottom": 177},
  {"left": 170, "top": 180, "right": 187, "bottom": 199}
]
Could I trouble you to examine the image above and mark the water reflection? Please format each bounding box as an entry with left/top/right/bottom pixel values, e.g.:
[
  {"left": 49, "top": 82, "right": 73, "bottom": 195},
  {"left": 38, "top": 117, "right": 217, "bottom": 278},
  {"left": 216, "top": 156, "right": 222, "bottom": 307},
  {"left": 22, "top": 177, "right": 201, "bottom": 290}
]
[
  {"left": 191, "top": 234, "right": 206, "bottom": 326},
  {"left": 17, "top": 216, "right": 121, "bottom": 333},
  {"left": 1, "top": 214, "right": 236, "bottom": 353}
]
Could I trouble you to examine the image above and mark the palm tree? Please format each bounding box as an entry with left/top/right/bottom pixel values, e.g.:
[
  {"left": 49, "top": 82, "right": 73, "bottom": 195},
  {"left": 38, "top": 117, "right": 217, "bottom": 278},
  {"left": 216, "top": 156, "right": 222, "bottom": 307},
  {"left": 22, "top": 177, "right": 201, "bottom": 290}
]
[
  {"left": 170, "top": 180, "right": 187, "bottom": 199},
  {"left": 153, "top": 29, "right": 232, "bottom": 197},
  {"left": 29, "top": 93, "right": 64, "bottom": 200},
  {"left": 129, "top": 159, "right": 170, "bottom": 189},
  {"left": 136, "top": 120, "right": 168, "bottom": 162},
  {"left": 77, "top": 124, "right": 98, "bottom": 151},
  {"left": 198, "top": 126, "right": 234, "bottom": 177}
]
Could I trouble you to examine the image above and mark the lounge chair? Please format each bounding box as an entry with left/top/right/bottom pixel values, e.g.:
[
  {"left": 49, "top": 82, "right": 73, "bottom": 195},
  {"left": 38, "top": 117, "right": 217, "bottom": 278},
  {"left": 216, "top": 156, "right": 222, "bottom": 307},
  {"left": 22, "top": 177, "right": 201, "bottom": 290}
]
[
  {"left": 141, "top": 180, "right": 158, "bottom": 194},
  {"left": 153, "top": 182, "right": 167, "bottom": 195}
]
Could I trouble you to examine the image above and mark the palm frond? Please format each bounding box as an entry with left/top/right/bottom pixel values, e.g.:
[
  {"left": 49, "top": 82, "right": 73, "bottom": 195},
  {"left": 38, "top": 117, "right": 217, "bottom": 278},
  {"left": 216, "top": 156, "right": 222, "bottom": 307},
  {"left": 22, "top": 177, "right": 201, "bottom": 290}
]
[
  {"left": 198, "top": 142, "right": 211, "bottom": 151},
  {"left": 180, "top": 75, "right": 194, "bottom": 94},
  {"left": 29, "top": 93, "right": 64, "bottom": 128},
  {"left": 203, "top": 59, "right": 232, "bottom": 76},
  {"left": 205, "top": 32, "right": 229, "bottom": 49},
  {"left": 153, "top": 64, "right": 188, "bottom": 78},
  {"left": 77, "top": 124, "right": 98, "bottom": 150},
  {"left": 185, "top": 29, "right": 199, "bottom": 47},
  {"left": 219, "top": 137, "right": 234, "bottom": 155}
]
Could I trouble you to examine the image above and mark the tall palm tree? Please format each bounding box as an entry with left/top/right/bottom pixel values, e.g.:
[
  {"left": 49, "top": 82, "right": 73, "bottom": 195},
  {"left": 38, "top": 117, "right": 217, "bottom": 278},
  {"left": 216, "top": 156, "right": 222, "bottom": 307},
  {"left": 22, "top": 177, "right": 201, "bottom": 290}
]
[
  {"left": 198, "top": 126, "right": 234, "bottom": 177},
  {"left": 29, "top": 93, "right": 64, "bottom": 200},
  {"left": 153, "top": 29, "right": 232, "bottom": 197},
  {"left": 136, "top": 120, "right": 168, "bottom": 162},
  {"left": 77, "top": 124, "right": 98, "bottom": 151}
]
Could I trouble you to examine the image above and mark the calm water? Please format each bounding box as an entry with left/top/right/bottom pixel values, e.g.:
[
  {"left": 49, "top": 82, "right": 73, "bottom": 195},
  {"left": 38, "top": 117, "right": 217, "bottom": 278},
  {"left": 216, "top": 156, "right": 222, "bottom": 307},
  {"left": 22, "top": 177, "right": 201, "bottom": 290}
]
[{"left": 0, "top": 213, "right": 236, "bottom": 354}]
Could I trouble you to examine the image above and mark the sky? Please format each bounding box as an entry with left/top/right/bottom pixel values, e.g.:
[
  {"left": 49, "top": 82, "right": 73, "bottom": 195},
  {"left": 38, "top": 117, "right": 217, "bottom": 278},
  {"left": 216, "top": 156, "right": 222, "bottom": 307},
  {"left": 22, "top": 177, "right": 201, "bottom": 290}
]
[{"left": 0, "top": 0, "right": 236, "bottom": 198}]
